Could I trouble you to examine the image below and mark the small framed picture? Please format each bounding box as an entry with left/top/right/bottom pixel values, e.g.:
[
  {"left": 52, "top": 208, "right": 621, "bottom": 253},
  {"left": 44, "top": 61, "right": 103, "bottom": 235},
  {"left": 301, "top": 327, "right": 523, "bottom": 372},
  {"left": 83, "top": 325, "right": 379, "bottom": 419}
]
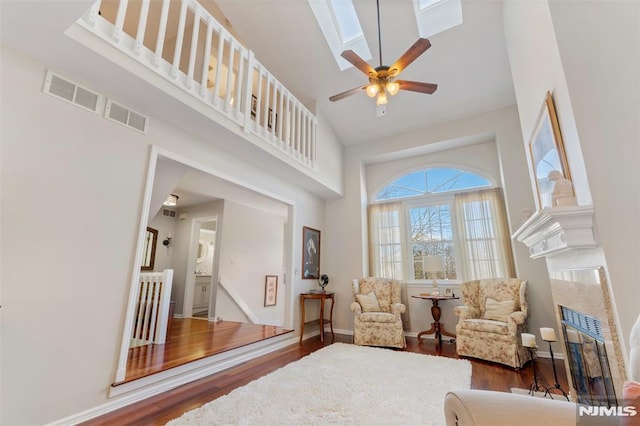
[
  {"left": 444, "top": 288, "right": 453, "bottom": 297},
  {"left": 264, "top": 275, "right": 278, "bottom": 307},
  {"left": 268, "top": 107, "right": 278, "bottom": 131},
  {"left": 251, "top": 95, "right": 257, "bottom": 118}
]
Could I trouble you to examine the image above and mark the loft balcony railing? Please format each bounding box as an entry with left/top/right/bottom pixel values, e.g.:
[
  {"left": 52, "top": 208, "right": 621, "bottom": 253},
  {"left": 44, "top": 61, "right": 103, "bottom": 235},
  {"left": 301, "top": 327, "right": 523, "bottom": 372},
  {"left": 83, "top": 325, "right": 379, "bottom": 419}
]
[{"left": 78, "top": 0, "right": 317, "bottom": 168}]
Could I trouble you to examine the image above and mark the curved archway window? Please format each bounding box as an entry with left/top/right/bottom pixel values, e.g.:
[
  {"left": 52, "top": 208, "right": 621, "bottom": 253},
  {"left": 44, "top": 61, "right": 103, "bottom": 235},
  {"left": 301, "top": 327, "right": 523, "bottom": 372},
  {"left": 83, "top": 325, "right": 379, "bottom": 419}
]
[
  {"left": 374, "top": 167, "right": 491, "bottom": 201},
  {"left": 369, "top": 167, "right": 514, "bottom": 283}
]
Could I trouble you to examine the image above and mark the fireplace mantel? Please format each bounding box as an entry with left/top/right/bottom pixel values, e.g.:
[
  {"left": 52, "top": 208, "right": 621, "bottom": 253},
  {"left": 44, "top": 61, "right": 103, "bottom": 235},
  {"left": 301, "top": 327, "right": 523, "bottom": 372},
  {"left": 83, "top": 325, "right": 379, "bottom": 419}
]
[{"left": 511, "top": 205, "right": 596, "bottom": 259}]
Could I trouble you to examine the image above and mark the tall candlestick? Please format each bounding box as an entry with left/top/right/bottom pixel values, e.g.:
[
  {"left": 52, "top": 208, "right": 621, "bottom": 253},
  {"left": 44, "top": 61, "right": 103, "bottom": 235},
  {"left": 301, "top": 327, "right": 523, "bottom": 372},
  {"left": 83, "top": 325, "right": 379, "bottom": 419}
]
[
  {"left": 522, "top": 333, "right": 537, "bottom": 348},
  {"left": 540, "top": 327, "right": 557, "bottom": 342}
]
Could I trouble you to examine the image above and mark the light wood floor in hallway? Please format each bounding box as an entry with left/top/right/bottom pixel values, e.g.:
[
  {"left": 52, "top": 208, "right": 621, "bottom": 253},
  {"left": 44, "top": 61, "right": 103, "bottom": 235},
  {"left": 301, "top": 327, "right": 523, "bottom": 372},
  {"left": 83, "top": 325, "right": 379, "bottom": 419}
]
[{"left": 91, "top": 332, "right": 569, "bottom": 425}]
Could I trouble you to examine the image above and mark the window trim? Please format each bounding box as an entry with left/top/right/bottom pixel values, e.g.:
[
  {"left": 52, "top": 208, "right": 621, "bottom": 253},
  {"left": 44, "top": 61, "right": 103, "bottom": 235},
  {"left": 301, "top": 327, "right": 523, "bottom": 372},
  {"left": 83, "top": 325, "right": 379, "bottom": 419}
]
[
  {"left": 403, "top": 193, "right": 462, "bottom": 283},
  {"left": 369, "top": 164, "right": 497, "bottom": 204}
]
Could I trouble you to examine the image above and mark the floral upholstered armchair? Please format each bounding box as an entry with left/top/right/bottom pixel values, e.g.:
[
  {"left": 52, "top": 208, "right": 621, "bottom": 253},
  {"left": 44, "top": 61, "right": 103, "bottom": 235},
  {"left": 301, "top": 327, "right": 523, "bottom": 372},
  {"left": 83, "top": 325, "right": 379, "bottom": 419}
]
[
  {"left": 453, "top": 278, "right": 530, "bottom": 369},
  {"left": 350, "top": 277, "right": 406, "bottom": 349}
]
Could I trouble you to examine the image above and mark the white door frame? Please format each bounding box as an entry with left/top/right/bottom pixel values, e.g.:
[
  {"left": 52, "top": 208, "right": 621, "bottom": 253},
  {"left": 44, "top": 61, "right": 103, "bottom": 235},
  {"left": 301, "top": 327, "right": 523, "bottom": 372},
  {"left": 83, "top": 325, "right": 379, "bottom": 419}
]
[
  {"left": 114, "top": 145, "right": 297, "bottom": 384},
  {"left": 182, "top": 216, "right": 218, "bottom": 318}
]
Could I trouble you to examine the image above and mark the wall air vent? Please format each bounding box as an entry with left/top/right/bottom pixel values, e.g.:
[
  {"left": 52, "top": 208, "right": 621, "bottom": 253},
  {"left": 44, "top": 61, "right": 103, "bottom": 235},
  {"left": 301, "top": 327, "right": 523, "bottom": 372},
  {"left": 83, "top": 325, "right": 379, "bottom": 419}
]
[
  {"left": 104, "top": 99, "right": 148, "bottom": 134},
  {"left": 42, "top": 70, "right": 102, "bottom": 113},
  {"left": 162, "top": 208, "right": 177, "bottom": 218}
]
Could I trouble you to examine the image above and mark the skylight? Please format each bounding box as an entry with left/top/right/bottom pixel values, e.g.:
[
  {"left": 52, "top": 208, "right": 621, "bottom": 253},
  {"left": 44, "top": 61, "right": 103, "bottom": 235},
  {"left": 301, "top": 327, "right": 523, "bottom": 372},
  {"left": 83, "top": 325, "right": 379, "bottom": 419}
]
[
  {"left": 412, "top": 0, "right": 463, "bottom": 38},
  {"left": 417, "top": 0, "right": 444, "bottom": 10},
  {"left": 329, "top": 0, "right": 362, "bottom": 43},
  {"left": 308, "top": 0, "right": 372, "bottom": 71}
]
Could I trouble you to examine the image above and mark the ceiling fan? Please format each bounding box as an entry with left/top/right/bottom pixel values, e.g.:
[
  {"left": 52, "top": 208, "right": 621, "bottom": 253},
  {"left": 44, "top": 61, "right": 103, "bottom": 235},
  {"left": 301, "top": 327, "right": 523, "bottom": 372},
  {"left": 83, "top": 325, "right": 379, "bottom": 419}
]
[{"left": 329, "top": 0, "right": 437, "bottom": 108}]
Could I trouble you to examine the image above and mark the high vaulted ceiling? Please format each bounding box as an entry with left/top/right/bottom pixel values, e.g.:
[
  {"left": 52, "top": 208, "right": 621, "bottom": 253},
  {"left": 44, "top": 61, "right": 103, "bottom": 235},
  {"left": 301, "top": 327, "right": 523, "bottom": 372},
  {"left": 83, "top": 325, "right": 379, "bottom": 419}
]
[
  {"left": 217, "top": 0, "right": 516, "bottom": 145},
  {"left": 0, "top": 0, "right": 515, "bottom": 149}
]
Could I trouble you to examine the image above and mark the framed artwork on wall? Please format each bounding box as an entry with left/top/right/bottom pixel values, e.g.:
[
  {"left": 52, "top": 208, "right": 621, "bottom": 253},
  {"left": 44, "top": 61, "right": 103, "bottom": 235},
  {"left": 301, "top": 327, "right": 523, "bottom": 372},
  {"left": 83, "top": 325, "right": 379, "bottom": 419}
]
[
  {"left": 528, "top": 91, "right": 572, "bottom": 210},
  {"left": 264, "top": 275, "right": 278, "bottom": 307},
  {"left": 251, "top": 94, "right": 257, "bottom": 118},
  {"left": 302, "top": 226, "right": 320, "bottom": 279}
]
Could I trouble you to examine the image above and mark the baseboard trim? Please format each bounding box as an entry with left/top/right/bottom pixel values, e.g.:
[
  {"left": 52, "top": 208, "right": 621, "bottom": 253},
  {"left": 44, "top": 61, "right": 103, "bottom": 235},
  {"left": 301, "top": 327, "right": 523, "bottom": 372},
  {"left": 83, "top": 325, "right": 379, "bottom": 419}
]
[{"left": 48, "top": 333, "right": 302, "bottom": 426}]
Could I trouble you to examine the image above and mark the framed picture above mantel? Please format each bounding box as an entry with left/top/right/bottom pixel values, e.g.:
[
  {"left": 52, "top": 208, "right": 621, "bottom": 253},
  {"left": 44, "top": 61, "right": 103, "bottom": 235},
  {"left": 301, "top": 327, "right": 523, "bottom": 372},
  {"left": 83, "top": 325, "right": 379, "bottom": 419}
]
[
  {"left": 528, "top": 91, "right": 573, "bottom": 210},
  {"left": 302, "top": 226, "right": 320, "bottom": 279}
]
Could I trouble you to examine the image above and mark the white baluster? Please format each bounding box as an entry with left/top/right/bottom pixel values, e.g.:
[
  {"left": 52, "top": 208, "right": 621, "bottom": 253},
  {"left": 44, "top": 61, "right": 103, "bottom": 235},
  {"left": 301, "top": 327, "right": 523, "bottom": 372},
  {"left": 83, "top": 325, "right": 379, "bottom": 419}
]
[
  {"left": 154, "top": 0, "right": 171, "bottom": 68},
  {"left": 243, "top": 51, "right": 256, "bottom": 132},
  {"left": 235, "top": 50, "right": 246, "bottom": 120},
  {"left": 112, "top": 0, "right": 129, "bottom": 42},
  {"left": 224, "top": 43, "right": 235, "bottom": 113},
  {"left": 133, "top": 0, "right": 150, "bottom": 56},
  {"left": 212, "top": 28, "right": 226, "bottom": 107},
  {"left": 170, "top": 0, "right": 189, "bottom": 80},
  {"left": 186, "top": 7, "right": 201, "bottom": 90},
  {"left": 200, "top": 19, "right": 214, "bottom": 98}
]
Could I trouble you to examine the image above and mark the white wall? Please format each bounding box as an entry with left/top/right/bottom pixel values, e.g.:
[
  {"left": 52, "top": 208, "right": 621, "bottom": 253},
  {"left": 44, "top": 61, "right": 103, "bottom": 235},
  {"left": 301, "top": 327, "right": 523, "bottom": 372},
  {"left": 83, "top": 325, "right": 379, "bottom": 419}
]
[
  {"left": 216, "top": 200, "right": 286, "bottom": 326},
  {"left": 503, "top": 0, "right": 640, "bottom": 361},
  {"left": 0, "top": 46, "right": 326, "bottom": 425},
  {"left": 148, "top": 211, "right": 178, "bottom": 273},
  {"left": 547, "top": 0, "right": 640, "bottom": 358},
  {"left": 170, "top": 200, "right": 224, "bottom": 315}
]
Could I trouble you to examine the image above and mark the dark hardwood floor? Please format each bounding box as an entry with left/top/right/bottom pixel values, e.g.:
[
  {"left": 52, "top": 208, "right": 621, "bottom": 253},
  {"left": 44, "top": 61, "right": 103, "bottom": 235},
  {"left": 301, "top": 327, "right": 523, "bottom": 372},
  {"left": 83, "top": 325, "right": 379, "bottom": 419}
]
[{"left": 88, "top": 333, "right": 569, "bottom": 425}]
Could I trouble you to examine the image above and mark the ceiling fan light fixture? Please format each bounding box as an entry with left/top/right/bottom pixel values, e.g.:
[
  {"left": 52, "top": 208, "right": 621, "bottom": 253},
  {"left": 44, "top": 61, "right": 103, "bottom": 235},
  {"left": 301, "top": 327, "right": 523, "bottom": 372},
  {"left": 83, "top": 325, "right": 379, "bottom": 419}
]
[
  {"left": 366, "top": 84, "right": 379, "bottom": 97},
  {"left": 386, "top": 81, "right": 400, "bottom": 96},
  {"left": 376, "top": 91, "right": 388, "bottom": 106}
]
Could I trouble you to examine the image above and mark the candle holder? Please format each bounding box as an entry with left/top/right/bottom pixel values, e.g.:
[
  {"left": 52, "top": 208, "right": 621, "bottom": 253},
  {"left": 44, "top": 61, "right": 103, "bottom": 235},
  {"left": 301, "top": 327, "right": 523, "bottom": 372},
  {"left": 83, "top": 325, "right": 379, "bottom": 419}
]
[
  {"left": 541, "top": 338, "right": 570, "bottom": 401},
  {"left": 521, "top": 333, "right": 546, "bottom": 396},
  {"left": 525, "top": 346, "right": 547, "bottom": 396}
]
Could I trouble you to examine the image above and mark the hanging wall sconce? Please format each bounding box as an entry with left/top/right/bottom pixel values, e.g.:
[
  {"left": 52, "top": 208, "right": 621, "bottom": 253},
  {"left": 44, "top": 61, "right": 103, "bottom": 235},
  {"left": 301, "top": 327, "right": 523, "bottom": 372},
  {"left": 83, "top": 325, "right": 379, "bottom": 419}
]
[{"left": 162, "top": 233, "right": 173, "bottom": 247}]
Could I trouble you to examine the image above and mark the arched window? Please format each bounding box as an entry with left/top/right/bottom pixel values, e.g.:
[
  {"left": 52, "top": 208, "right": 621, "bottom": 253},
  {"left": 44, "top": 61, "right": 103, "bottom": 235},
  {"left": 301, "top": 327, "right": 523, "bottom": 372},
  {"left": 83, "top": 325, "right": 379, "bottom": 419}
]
[
  {"left": 369, "top": 167, "right": 513, "bottom": 283},
  {"left": 374, "top": 167, "right": 491, "bottom": 201}
]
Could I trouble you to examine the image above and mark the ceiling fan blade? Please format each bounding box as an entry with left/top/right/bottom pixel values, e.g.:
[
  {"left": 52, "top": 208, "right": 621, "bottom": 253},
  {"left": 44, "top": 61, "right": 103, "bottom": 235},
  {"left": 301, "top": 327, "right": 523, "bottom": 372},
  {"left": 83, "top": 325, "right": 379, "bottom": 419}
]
[
  {"left": 329, "top": 85, "right": 367, "bottom": 102},
  {"left": 397, "top": 80, "right": 438, "bottom": 94},
  {"left": 389, "top": 38, "right": 431, "bottom": 76},
  {"left": 341, "top": 50, "right": 376, "bottom": 77}
]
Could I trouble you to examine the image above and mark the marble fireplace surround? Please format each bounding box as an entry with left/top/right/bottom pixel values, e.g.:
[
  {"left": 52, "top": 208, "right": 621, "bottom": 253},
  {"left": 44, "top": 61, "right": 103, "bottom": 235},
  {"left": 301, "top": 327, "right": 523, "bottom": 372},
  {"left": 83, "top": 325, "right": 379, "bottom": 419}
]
[
  {"left": 512, "top": 206, "right": 627, "bottom": 400},
  {"left": 549, "top": 267, "right": 626, "bottom": 400}
]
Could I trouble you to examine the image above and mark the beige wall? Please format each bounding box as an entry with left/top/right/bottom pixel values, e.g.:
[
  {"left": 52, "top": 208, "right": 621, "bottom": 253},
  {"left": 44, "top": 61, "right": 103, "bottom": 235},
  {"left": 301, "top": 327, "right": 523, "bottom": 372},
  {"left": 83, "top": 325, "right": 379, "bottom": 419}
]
[
  {"left": 324, "top": 107, "right": 556, "bottom": 343},
  {"left": 0, "top": 46, "right": 326, "bottom": 425},
  {"left": 503, "top": 0, "right": 640, "bottom": 363}
]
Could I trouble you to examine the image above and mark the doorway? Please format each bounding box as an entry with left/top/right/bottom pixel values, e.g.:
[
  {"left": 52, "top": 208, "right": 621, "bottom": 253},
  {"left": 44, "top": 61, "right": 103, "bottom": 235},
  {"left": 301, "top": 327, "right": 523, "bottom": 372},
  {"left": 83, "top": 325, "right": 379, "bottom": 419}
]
[{"left": 189, "top": 217, "right": 218, "bottom": 319}]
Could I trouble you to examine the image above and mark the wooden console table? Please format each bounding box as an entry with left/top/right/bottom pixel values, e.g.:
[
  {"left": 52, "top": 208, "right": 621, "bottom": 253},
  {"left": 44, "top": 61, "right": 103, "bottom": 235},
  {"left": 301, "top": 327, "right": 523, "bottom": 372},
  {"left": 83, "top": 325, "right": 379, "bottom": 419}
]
[
  {"left": 300, "top": 291, "right": 335, "bottom": 344},
  {"left": 412, "top": 294, "right": 459, "bottom": 345}
]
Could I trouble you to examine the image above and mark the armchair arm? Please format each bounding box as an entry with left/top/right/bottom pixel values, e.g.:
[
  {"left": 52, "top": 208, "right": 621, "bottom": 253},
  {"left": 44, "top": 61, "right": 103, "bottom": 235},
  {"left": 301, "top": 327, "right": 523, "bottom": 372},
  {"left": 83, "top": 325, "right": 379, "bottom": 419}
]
[
  {"left": 350, "top": 301, "right": 362, "bottom": 314},
  {"left": 508, "top": 311, "right": 527, "bottom": 334},
  {"left": 390, "top": 303, "right": 406, "bottom": 315},
  {"left": 454, "top": 305, "right": 480, "bottom": 321},
  {"left": 508, "top": 311, "right": 527, "bottom": 325},
  {"left": 444, "top": 390, "right": 577, "bottom": 426}
]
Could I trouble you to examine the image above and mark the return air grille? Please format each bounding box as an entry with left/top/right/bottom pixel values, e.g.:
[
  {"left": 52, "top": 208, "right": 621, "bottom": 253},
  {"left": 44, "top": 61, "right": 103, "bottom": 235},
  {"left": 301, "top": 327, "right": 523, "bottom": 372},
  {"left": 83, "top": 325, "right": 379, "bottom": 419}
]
[
  {"left": 43, "top": 71, "right": 101, "bottom": 113},
  {"left": 162, "top": 208, "right": 177, "bottom": 218},
  {"left": 105, "top": 99, "right": 148, "bottom": 134}
]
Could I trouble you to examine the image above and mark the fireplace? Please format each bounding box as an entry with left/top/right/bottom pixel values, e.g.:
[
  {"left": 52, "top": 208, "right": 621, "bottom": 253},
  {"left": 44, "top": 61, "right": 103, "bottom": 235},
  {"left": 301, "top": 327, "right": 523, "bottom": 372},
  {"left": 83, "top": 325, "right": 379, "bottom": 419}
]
[
  {"left": 561, "top": 306, "right": 616, "bottom": 406},
  {"left": 550, "top": 267, "right": 627, "bottom": 403},
  {"left": 512, "top": 207, "right": 627, "bottom": 403}
]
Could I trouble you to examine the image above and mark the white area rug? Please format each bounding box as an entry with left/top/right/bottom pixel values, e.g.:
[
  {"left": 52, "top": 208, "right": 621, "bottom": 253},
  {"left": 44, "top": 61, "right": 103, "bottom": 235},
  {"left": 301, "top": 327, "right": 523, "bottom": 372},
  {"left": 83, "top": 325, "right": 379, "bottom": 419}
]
[{"left": 167, "top": 343, "right": 472, "bottom": 425}]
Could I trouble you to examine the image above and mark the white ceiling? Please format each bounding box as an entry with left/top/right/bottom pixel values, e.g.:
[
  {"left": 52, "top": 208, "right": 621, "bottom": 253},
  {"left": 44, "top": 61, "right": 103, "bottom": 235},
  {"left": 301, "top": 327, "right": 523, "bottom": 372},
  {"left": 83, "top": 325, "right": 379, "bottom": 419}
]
[{"left": 216, "top": 0, "right": 516, "bottom": 145}]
